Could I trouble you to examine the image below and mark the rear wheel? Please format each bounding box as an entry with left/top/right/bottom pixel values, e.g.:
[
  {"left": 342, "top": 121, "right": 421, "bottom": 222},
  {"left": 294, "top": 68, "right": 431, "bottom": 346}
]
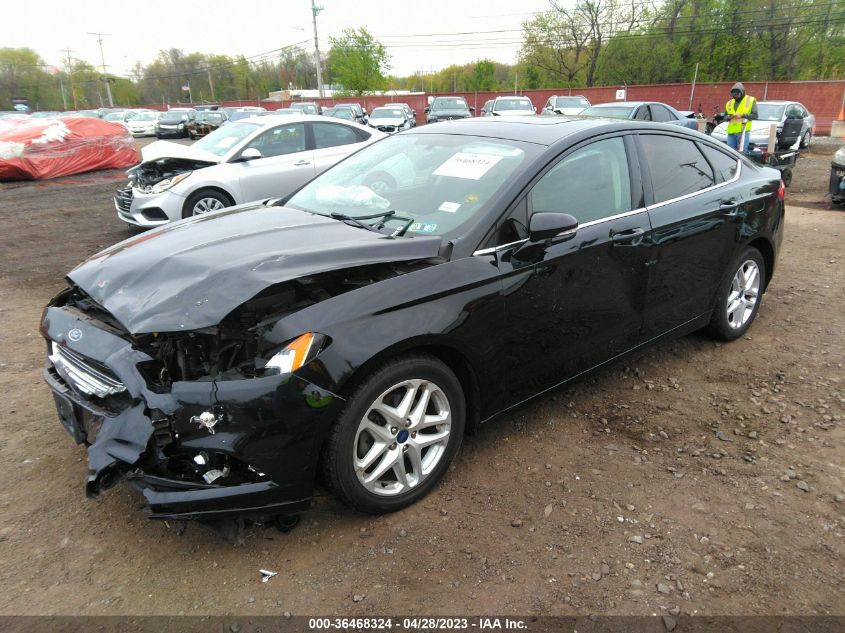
[
  {"left": 322, "top": 354, "right": 465, "bottom": 514},
  {"left": 364, "top": 171, "right": 397, "bottom": 194},
  {"left": 182, "top": 189, "right": 233, "bottom": 219},
  {"left": 800, "top": 130, "right": 812, "bottom": 148},
  {"left": 706, "top": 247, "right": 766, "bottom": 341}
]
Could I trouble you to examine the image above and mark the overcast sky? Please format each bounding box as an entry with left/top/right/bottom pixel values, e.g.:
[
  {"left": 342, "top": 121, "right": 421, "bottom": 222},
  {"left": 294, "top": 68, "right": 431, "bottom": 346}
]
[{"left": 2, "top": 0, "right": 555, "bottom": 80}]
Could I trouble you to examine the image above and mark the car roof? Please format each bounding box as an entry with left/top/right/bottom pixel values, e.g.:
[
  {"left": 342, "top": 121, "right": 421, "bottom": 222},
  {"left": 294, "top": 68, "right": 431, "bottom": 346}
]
[
  {"left": 409, "top": 116, "right": 713, "bottom": 146},
  {"left": 590, "top": 102, "right": 647, "bottom": 107},
  {"left": 757, "top": 100, "right": 796, "bottom": 106},
  {"left": 239, "top": 114, "right": 371, "bottom": 128}
]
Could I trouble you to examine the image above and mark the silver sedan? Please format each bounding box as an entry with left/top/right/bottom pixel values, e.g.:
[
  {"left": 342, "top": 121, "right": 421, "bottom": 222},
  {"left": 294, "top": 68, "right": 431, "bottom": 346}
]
[
  {"left": 115, "top": 115, "right": 386, "bottom": 228},
  {"left": 711, "top": 100, "right": 816, "bottom": 149}
]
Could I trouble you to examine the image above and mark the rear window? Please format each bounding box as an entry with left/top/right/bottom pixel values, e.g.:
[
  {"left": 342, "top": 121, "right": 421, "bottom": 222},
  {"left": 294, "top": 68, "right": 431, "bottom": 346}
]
[
  {"left": 639, "top": 134, "right": 715, "bottom": 203},
  {"left": 699, "top": 143, "right": 739, "bottom": 184}
]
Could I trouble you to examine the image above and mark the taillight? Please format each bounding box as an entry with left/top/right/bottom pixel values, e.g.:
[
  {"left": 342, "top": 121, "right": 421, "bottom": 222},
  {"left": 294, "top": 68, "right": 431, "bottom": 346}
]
[{"left": 778, "top": 180, "right": 785, "bottom": 201}]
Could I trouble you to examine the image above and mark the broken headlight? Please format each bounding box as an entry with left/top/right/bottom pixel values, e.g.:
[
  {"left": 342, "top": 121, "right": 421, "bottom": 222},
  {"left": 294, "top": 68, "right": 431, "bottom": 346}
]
[
  {"left": 150, "top": 171, "right": 192, "bottom": 194},
  {"left": 264, "top": 332, "right": 328, "bottom": 375}
]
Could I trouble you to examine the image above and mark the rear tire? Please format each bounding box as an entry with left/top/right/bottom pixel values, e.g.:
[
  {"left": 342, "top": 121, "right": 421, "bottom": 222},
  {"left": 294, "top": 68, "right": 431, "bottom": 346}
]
[
  {"left": 706, "top": 247, "right": 766, "bottom": 341},
  {"left": 364, "top": 172, "right": 397, "bottom": 194},
  {"left": 799, "top": 130, "right": 811, "bottom": 149},
  {"left": 321, "top": 354, "right": 465, "bottom": 514}
]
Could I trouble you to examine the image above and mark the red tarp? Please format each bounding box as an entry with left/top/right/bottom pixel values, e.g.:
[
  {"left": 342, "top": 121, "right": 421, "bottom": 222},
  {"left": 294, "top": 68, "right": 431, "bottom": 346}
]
[{"left": 0, "top": 117, "right": 139, "bottom": 181}]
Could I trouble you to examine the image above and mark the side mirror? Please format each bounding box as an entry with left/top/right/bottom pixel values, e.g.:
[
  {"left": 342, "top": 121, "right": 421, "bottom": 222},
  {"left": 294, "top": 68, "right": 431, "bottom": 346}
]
[
  {"left": 469, "top": 106, "right": 476, "bottom": 112},
  {"left": 424, "top": 107, "right": 430, "bottom": 114},
  {"left": 512, "top": 213, "right": 579, "bottom": 262},
  {"left": 236, "top": 147, "right": 263, "bottom": 162},
  {"left": 528, "top": 212, "right": 579, "bottom": 241}
]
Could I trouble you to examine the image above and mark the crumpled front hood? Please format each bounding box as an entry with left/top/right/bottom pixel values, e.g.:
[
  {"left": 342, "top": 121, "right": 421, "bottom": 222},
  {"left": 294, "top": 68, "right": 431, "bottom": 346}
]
[
  {"left": 68, "top": 204, "right": 443, "bottom": 334},
  {"left": 140, "top": 140, "right": 221, "bottom": 164}
]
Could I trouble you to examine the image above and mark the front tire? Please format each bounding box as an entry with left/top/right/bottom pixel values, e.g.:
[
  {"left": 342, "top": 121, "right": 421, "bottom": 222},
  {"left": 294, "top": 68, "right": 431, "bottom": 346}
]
[
  {"left": 182, "top": 189, "right": 233, "bottom": 219},
  {"left": 322, "top": 354, "right": 465, "bottom": 514},
  {"left": 706, "top": 247, "right": 766, "bottom": 341}
]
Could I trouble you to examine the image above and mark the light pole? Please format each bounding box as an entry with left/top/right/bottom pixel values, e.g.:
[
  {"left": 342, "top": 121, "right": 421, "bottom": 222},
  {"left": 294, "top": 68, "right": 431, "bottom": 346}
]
[
  {"left": 88, "top": 32, "right": 114, "bottom": 107},
  {"left": 311, "top": 0, "right": 324, "bottom": 98}
]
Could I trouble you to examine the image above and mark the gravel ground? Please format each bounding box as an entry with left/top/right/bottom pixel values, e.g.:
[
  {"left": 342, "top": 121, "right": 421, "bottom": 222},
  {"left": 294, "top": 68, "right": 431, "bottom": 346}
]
[{"left": 0, "top": 136, "right": 842, "bottom": 617}]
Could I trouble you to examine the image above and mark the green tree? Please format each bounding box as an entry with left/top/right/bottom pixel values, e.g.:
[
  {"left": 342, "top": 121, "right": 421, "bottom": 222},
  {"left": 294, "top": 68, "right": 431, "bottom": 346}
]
[
  {"left": 472, "top": 60, "right": 497, "bottom": 91},
  {"left": 326, "top": 28, "right": 390, "bottom": 95}
]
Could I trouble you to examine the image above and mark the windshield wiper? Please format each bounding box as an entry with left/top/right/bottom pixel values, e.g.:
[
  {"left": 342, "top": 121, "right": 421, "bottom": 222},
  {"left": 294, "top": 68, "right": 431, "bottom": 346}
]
[{"left": 330, "top": 211, "right": 394, "bottom": 233}]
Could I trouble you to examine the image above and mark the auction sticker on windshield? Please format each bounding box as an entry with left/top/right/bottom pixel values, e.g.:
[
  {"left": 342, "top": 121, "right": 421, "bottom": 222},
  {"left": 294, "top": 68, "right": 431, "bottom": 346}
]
[{"left": 433, "top": 152, "right": 503, "bottom": 180}]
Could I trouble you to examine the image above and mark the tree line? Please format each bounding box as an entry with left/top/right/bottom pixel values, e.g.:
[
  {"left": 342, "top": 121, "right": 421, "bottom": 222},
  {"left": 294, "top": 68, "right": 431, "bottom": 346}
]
[{"left": 1, "top": 0, "right": 842, "bottom": 110}]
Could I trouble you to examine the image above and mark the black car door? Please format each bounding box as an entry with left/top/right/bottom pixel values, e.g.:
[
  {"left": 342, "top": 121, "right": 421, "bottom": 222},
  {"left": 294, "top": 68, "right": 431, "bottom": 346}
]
[
  {"left": 493, "top": 135, "right": 653, "bottom": 403},
  {"left": 635, "top": 133, "right": 744, "bottom": 338}
]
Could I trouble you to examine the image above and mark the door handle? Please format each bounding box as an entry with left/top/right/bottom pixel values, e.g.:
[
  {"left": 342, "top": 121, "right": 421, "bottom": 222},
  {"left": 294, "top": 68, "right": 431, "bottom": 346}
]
[
  {"left": 719, "top": 199, "right": 743, "bottom": 217},
  {"left": 293, "top": 159, "right": 312, "bottom": 166},
  {"left": 610, "top": 227, "right": 646, "bottom": 246}
]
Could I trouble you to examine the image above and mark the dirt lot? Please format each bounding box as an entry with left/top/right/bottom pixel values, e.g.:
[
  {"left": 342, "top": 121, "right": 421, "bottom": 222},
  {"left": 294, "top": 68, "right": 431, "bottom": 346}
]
[{"left": 0, "top": 137, "right": 843, "bottom": 618}]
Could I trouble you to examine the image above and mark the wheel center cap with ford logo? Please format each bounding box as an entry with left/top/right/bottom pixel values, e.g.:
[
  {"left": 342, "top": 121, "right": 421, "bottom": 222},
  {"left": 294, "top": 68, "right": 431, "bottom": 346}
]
[{"left": 397, "top": 429, "right": 410, "bottom": 443}]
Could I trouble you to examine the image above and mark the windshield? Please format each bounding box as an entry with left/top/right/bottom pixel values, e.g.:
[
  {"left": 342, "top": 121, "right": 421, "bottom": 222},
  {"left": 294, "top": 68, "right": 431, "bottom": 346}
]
[
  {"left": 757, "top": 104, "right": 786, "bottom": 122},
  {"left": 192, "top": 121, "right": 260, "bottom": 156},
  {"left": 132, "top": 112, "right": 158, "bottom": 121},
  {"left": 580, "top": 105, "right": 634, "bottom": 119},
  {"left": 432, "top": 98, "right": 468, "bottom": 111},
  {"left": 104, "top": 112, "right": 126, "bottom": 121},
  {"left": 325, "top": 108, "right": 355, "bottom": 120},
  {"left": 160, "top": 111, "right": 190, "bottom": 122},
  {"left": 555, "top": 97, "right": 590, "bottom": 108},
  {"left": 291, "top": 104, "right": 317, "bottom": 113},
  {"left": 371, "top": 108, "right": 405, "bottom": 119},
  {"left": 494, "top": 99, "right": 533, "bottom": 111},
  {"left": 286, "top": 133, "right": 538, "bottom": 237},
  {"left": 196, "top": 112, "right": 224, "bottom": 123}
]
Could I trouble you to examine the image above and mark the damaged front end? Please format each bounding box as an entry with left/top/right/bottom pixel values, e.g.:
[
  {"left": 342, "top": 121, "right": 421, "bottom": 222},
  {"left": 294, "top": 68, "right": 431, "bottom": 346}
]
[
  {"left": 41, "top": 283, "right": 346, "bottom": 523},
  {"left": 115, "top": 143, "right": 220, "bottom": 227}
]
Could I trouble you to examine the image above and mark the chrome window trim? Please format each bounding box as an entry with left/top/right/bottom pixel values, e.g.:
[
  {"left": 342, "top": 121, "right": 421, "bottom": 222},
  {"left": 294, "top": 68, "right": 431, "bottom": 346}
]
[
  {"left": 576, "top": 207, "right": 647, "bottom": 230},
  {"left": 473, "top": 239, "right": 528, "bottom": 257},
  {"left": 472, "top": 207, "right": 647, "bottom": 257},
  {"left": 647, "top": 154, "right": 742, "bottom": 210}
]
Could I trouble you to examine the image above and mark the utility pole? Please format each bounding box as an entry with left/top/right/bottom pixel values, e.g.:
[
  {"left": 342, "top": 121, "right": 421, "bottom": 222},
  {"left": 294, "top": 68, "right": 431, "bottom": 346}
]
[
  {"left": 311, "top": 0, "right": 324, "bottom": 98},
  {"left": 88, "top": 31, "right": 114, "bottom": 107},
  {"left": 207, "top": 66, "right": 216, "bottom": 102},
  {"left": 61, "top": 47, "right": 79, "bottom": 109}
]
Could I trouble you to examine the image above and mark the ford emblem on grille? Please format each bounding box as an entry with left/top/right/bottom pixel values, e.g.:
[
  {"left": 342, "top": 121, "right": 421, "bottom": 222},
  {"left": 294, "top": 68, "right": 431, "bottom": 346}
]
[{"left": 68, "top": 328, "right": 83, "bottom": 342}]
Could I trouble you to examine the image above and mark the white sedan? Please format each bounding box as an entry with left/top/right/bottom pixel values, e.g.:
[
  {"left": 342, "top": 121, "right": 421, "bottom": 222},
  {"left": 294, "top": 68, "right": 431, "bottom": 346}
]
[{"left": 115, "top": 115, "right": 386, "bottom": 227}]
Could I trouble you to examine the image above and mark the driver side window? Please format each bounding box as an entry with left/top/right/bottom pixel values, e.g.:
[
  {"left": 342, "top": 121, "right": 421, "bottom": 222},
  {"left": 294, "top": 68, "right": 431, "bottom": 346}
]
[
  {"left": 245, "top": 123, "right": 306, "bottom": 158},
  {"left": 530, "top": 137, "right": 632, "bottom": 225}
]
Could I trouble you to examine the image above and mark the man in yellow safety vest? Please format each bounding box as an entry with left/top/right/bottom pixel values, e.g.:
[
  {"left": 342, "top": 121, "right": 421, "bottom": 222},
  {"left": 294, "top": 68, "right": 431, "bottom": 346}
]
[{"left": 722, "top": 82, "right": 758, "bottom": 153}]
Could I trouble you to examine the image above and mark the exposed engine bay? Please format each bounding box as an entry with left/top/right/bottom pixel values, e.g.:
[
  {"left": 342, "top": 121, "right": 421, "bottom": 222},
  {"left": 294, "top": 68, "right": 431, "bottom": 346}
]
[{"left": 127, "top": 157, "right": 215, "bottom": 191}]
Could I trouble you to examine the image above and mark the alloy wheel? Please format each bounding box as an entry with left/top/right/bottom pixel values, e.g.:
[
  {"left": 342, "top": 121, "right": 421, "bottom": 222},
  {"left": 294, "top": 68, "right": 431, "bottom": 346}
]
[
  {"left": 192, "top": 197, "right": 226, "bottom": 215},
  {"left": 726, "top": 259, "right": 761, "bottom": 329},
  {"left": 353, "top": 378, "right": 451, "bottom": 496}
]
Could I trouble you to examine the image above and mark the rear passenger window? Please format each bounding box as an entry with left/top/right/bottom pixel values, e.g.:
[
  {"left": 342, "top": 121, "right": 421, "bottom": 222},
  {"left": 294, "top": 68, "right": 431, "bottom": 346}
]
[
  {"left": 312, "top": 122, "right": 361, "bottom": 149},
  {"left": 650, "top": 105, "right": 674, "bottom": 122},
  {"left": 638, "top": 135, "right": 715, "bottom": 203},
  {"left": 531, "top": 137, "right": 632, "bottom": 224},
  {"left": 699, "top": 143, "right": 739, "bottom": 184}
]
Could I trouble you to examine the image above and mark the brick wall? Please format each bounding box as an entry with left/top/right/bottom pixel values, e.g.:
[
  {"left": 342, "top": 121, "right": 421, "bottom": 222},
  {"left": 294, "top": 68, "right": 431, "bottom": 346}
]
[{"left": 142, "top": 81, "right": 845, "bottom": 135}]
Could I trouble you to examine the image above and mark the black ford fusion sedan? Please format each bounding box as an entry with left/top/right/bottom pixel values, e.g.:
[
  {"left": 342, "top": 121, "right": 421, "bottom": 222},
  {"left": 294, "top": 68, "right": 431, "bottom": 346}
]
[{"left": 41, "top": 117, "right": 784, "bottom": 528}]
